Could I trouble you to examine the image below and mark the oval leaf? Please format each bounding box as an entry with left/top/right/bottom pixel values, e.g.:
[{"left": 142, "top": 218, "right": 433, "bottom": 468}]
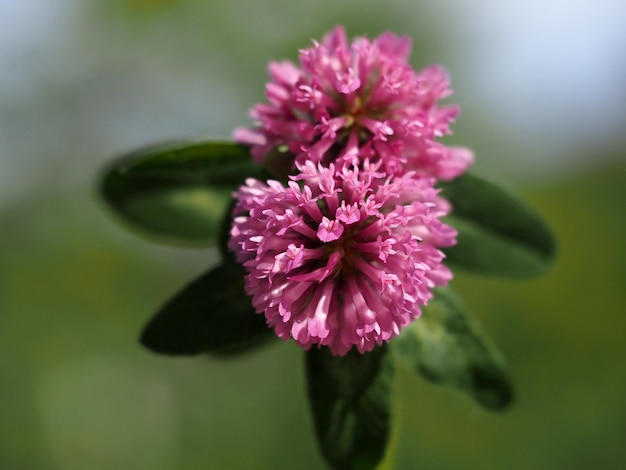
[
  {"left": 140, "top": 260, "right": 274, "bottom": 356},
  {"left": 306, "top": 346, "right": 394, "bottom": 470},
  {"left": 440, "top": 172, "right": 556, "bottom": 278},
  {"left": 393, "top": 288, "right": 513, "bottom": 411},
  {"left": 100, "top": 140, "right": 267, "bottom": 246}
]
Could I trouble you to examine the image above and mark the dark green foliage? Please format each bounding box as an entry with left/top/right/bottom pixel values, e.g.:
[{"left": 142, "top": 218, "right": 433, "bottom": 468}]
[
  {"left": 393, "top": 287, "right": 513, "bottom": 410},
  {"left": 100, "top": 141, "right": 267, "bottom": 246},
  {"left": 306, "top": 346, "right": 394, "bottom": 470},
  {"left": 141, "top": 260, "right": 274, "bottom": 356},
  {"left": 440, "top": 173, "right": 556, "bottom": 278}
]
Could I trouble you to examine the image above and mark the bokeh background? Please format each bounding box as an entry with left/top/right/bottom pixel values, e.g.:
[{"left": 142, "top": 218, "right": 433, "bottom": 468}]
[{"left": 2, "top": 0, "right": 625, "bottom": 469}]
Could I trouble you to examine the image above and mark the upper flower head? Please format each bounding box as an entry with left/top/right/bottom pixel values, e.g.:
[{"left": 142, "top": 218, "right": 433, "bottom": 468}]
[
  {"left": 234, "top": 26, "right": 473, "bottom": 180},
  {"left": 229, "top": 161, "right": 456, "bottom": 355}
]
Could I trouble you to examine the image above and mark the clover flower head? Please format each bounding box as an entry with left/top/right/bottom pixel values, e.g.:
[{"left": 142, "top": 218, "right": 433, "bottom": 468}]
[
  {"left": 229, "top": 162, "right": 456, "bottom": 355},
  {"left": 234, "top": 26, "right": 473, "bottom": 180}
]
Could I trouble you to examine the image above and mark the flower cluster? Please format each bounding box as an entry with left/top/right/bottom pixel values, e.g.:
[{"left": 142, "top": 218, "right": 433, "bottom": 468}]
[
  {"left": 230, "top": 162, "right": 455, "bottom": 354},
  {"left": 230, "top": 27, "right": 471, "bottom": 355},
  {"left": 234, "top": 26, "right": 473, "bottom": 179}
]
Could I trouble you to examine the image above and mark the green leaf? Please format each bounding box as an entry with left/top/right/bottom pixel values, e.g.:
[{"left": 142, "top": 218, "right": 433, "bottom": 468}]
[
  {"left": 218, "top": 198, "right": 238, "bottom": 261},
  {"left": 306, "top": 346, "right": 394, "bottom": 470},
  {"left": 100, "top": 140, "right": 267, "bottom": 246},
  {"left": 140, "top": 260, "right": 274, "bottom": 356},
  {"left": 393, "top": 288, "right": 513, "bottom": 411},
  {"left": 439, "top": 172, "right": 556, "bottom": 278}
]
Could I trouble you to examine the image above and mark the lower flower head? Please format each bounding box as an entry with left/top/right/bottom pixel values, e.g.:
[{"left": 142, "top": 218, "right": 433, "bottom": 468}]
[
  {"left": 229, "top": 162, "right": 456, "bottom": 355},
  {"left": 234, "top": 26, "right": 473, "bottom": 180}
]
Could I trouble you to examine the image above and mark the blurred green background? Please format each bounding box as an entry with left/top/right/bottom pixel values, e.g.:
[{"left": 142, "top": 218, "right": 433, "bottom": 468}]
[{"left": 2, "top": 1, "right": 625, "bottom": 469}]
